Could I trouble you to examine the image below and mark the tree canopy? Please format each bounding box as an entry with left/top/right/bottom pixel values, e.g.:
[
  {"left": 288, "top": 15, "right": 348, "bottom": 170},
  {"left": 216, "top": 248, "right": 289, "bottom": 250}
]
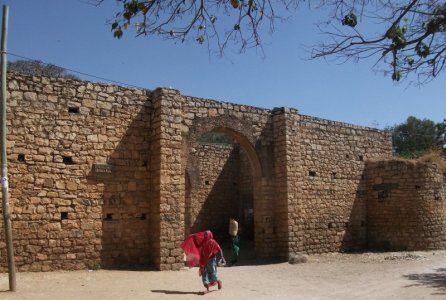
[
  {"left": 387, "top": 116, "right": 446, "bottom": 158},
  {"left": 93, "top": 0, "right": 446, "bottom": 83},
  {"left": 9, "top": 59, "right": 79, "bottom": 79}
]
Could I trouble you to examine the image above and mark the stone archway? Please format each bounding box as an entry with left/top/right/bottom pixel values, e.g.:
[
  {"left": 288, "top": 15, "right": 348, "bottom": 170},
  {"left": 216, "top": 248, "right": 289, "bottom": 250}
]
[{"left": 183, "top": 116, "right": 269, "bottom": 259}]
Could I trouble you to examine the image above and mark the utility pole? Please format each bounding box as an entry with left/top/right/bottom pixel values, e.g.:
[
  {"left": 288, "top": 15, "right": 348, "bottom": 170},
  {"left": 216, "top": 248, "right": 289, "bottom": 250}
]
[{"left": 1, "top": 4, "right": 16, "bottom": 292}]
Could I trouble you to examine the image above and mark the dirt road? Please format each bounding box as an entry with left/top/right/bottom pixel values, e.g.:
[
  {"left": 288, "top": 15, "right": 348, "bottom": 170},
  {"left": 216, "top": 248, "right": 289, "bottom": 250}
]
[{"left": 1, "top": 251, "right": 446, "bottom": 300}]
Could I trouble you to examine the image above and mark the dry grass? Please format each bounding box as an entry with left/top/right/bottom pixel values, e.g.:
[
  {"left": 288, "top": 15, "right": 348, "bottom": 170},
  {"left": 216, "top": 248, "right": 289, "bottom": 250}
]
[
  {"left": 418, "top": 150, "right": 446, "bottom": 172},
  {"left": 377, "top": 150, "right": 446, "bottom": 173}
]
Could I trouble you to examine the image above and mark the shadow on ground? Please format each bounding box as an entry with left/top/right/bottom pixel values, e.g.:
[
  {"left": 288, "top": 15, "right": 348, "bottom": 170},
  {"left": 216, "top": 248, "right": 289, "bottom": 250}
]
[
  {"left": 151, "top": 290, "right": 202, "bottom": 295},
  {"left": 403, "top": 267, "right": 446, "bottom": 295}
]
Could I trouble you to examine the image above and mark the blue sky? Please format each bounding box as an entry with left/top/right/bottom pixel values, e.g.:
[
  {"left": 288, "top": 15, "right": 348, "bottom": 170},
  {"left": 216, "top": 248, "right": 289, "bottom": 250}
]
[{"left": 2, "top": 0, "right": 445, "bottom": 129}]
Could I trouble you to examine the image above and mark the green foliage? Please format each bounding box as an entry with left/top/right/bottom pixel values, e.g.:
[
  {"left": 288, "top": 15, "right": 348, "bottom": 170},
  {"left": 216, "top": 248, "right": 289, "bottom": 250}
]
[
  {"left": 199, "top": 132, "right": 232, "bottom": 144},
  {"left": 196, "top": 35, "right": 205, "bottom": 44},
  {"left": 405, "top": 57, "right": 414, "bottom": 66},
  {"left": 415, "top": 42, "right": 430, "bottom": 58},
  {"left": 386, "top": 26, "right": 407, "bottom": 50},
  {"left": 9, "top": 59, "right": 79, "bottom": 79},
  {"left": 387, "top": 116, "right": 446, "bottom": 158},
  {"left": 392, "top": 71, "right": 401, "bottom": 81},
  {"left": 342, "top": 13, "right": 357, "bottom": 27}
]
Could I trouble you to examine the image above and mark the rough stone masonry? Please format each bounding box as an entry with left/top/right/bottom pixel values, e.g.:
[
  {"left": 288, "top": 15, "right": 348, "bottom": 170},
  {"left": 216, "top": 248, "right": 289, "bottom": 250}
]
[{"left": 1, "top": 72, "right": 445, "bottom": 272}]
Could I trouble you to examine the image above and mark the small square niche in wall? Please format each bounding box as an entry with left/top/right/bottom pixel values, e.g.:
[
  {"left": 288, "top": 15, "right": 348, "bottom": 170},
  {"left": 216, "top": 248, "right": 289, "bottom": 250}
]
[
  {"left": 68, "top": 107, "right": 80, "bottom": 114},
  {"left": 63, "top": 156, "right": 74, "bottom": 165},
  {"left": 61, "top": 212, "right": 68, "bottom": 220}
]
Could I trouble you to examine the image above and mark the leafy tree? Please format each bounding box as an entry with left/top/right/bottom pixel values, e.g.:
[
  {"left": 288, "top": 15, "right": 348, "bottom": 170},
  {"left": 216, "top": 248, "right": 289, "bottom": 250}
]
[
  {"left": 199, "top": 132, "right": 233, "bottom": 144},
  {"left": 387, "top": 116, "right": 445, "bottom": 158},
  {"left": 92, "top": 0, "right": 446, "bottom": 83},
  {"left": 9, "top": 60, "right": 79, "bottom": 79}
]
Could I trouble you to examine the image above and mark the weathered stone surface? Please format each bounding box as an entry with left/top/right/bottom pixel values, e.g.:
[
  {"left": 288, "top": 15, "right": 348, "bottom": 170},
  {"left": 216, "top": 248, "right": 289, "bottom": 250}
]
[{"left": 1, "top": 72, "right": 444, "bottom": 273}]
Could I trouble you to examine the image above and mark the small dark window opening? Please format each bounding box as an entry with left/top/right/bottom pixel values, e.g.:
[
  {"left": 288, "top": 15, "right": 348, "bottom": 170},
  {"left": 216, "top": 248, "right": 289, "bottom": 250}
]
[
  {"left": 139, "top": 213, "right": 147, "bottom": 220},
  {"left": 18, "top": 154, "right": 25, "bottom": 162},
  {"left": 328, "top": 222, "right": 334, "bottom": 228},
  {"left": 361, "top": 174, "right": 365, "bottom": 180},
  {"left": 68, "top": 107, "right": 80, "bottom": 114},
  {"left": 142, "top": 160, "right": 148, "bottom": 167},
  {"left": 345, "top": 222, "right": 349, "bottom": 228},
  {"left": 309, "top": 171, "right": 316, "bottom": 177},
  {"left": 358, "top": 155, "right": 364, "bottom": 161},
  {"left": 63, "top": 156, "right": 74, "bottom": 165},
  {"left": 332, "top": 172, "right": 337, "bottom": 179},
  {"left": 346, "top": 154, "right": 350, "bottom": 159},
  {"left": 205, "top": 180, "right": 210, "bottom": 185},
  {"left": 378, "top": 190, "right": 389, "bottom": 203},
  {"left": 61, "top": 212, "right": 68, "bottom": 220},
  {"left": 105, "top": 214, "right": 113, "bottom": 221},
  {"left": 414, "top": 185, "right": 421, "bottom": 189}
]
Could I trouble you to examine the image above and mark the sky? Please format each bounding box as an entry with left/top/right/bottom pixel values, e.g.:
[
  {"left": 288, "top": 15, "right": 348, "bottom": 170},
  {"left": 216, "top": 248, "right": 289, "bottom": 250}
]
[{"left": 2, "top": 0, "right": 445, "bottom": 129}]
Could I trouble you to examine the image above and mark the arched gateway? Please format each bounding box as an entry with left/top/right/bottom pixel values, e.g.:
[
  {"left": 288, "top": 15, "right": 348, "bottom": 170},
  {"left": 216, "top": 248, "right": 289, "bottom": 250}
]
[
  {"left": 184, "top": 118, "right": 265, "bottom": 260},
  {"left": 152, "top": 88, "right": 295, "bottom": 270}
]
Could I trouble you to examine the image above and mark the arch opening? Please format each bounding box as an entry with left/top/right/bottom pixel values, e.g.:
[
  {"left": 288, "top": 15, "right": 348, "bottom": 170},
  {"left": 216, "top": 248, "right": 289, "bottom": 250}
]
[{"left": 184, "top": 127, "right": 262, "bottom": 263}]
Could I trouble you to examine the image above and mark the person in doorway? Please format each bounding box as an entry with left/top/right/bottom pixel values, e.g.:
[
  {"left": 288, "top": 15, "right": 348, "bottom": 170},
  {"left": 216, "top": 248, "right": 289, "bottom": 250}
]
[
  {"left": 230, "top": 232, "right": 240, "bottom": 266},
  {"left": 229, "top": 218, "right": 240, "bottom": 266},
  {"left": 181, "top": 230, "right": 225, "bottom": 294}
]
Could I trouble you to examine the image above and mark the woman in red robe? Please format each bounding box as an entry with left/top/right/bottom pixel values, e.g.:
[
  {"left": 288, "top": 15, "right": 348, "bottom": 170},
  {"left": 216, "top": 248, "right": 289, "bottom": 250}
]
[{"left": 181, "top": 230, "right": 225, "bottom": 293}]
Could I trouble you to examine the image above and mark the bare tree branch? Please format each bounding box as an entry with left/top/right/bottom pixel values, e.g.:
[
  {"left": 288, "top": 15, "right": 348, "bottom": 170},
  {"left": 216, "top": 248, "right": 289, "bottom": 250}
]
[{"left": 91, "top": 0, "right": 446, "bottom": 83}]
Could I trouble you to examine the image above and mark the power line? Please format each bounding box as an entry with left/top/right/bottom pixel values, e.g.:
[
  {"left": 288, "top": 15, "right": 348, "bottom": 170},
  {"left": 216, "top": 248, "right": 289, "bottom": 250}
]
[{"left": 7, "top": 52, "right": 149, "bottom": 90}]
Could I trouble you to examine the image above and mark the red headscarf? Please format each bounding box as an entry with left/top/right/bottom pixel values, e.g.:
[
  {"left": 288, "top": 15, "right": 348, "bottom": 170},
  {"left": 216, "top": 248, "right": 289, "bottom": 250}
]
[
  {"left": 181, "top": 230, "right": 221, "bottom": 268},
  {"left": 199, "top": 231, "right": 221, "bottom": 267},
  {"left": 181, "top": 231, "right": 206, "bottom": 268}
]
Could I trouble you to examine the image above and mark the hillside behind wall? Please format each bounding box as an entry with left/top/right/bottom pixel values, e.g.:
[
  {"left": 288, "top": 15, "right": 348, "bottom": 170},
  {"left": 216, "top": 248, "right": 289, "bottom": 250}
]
[
  {"left": 0, "top": 73, "right": 154, "bottom": 271},
  {"left": 365, "top": 160, "right": 446, "bottom": 251}
]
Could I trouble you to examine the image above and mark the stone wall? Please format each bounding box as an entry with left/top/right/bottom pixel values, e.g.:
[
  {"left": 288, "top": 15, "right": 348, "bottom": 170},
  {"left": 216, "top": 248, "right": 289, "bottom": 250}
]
[
  {"left": 186, "top": 142, "right": 241, "bottom": 241},
  {"left": 3, "top": 72, "right": 443, "bottom": 272},
  {"left": 272, "top": 107, "right": 301, "bottom": 259},
  {"left": 365, "top": 160, "right": 446, "bottom": 250},
  {"left": 292, "top": 115, "right": 393, "bottom": 254},
  {"left": 149, "top": 88, "right": 186, "bottom": 270},
  {"left": 1, "top": 73, "right": 153, "bottom": 271}
]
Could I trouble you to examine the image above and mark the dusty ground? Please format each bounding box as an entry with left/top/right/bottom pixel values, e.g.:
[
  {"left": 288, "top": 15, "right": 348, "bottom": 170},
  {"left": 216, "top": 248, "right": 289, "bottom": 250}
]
[{"left": 1, "top": 250, "right": 446, "bottom": 300}]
